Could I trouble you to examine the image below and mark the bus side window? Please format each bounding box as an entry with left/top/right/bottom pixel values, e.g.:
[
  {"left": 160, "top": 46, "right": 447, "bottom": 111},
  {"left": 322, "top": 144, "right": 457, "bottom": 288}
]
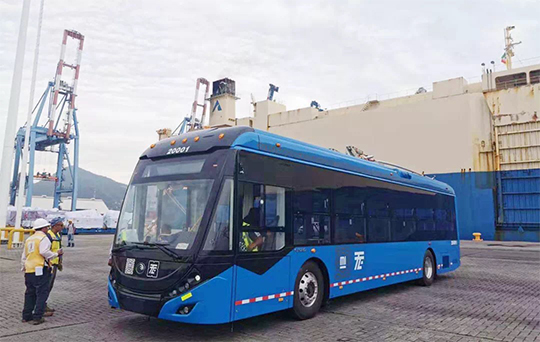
[
  {"left": 366, "top": 199, "right": 391, "bottom": 243},
  {"left": 238, "top": 182, "right": 290, "bottom": 252},
  {"left": 264, "top": 186, "right": 287, "bottom": 251},
  {"left": 293, "top": 190, "right": 331, "bottom": 245},
  {"left": 334, "top": 187, "right": 365, "bottom": 244}
]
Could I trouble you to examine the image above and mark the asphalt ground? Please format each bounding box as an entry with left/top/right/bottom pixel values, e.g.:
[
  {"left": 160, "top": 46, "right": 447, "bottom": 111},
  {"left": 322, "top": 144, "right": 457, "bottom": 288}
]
[{"left": 0, "top": 236, "right": 539, "bottom": 342}]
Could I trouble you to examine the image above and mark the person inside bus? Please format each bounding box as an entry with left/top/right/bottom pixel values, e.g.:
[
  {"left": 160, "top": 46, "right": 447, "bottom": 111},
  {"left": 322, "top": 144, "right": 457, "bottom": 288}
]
[
  {"left": 157, "top": 223, "right": 174, "bottom": 243},
  {"left": 240, "top": 207, "right": 264, "bottom": 252}
]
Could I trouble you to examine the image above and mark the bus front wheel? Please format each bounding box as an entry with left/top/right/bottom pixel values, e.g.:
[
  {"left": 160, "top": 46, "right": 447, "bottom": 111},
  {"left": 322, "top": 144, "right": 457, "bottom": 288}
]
[
  {"left": 292, "top": 261, "right": 324, "bottom": 320},
  {"left": 418, "top": 250, "right": 435, "bottom": 286}
]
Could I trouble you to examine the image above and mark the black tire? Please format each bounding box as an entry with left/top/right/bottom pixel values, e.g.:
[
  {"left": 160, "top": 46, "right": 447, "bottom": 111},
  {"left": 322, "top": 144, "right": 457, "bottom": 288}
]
[
  {"left": 418, "top": 250, "right": 435, "bottom": 286},
  {"left": 291, "top": 261, "right": 325, "bottom": 320}
]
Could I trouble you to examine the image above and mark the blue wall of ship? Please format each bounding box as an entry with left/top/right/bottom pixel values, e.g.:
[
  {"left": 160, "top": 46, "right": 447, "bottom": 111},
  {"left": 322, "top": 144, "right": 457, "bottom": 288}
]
[
  {"left": 433, "top": 171, "right": 497, "bottom": 241},
  {"left": 430, "top": 169, "right": 539, "bottom": 242}
]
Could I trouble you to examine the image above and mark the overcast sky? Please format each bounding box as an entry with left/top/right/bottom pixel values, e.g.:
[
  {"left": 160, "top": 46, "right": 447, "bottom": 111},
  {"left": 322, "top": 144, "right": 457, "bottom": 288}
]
[{"left": 1, "top": 0, "right": 539, "bottom": 184}]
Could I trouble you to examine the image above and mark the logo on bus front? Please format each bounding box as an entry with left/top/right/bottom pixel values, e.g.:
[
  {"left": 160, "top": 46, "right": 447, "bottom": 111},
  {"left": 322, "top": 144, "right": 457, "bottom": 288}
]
[
  {"left": 146, "top": 260, "right": 160, "bottom": 278},
  {"left": 135, "top": 262, "right": 146, "bottom": 275}
]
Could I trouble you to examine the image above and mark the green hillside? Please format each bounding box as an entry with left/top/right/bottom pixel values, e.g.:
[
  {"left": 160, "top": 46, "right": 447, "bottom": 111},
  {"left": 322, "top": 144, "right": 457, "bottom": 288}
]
[{"left": 32, "top": 168, "right": 127, "bottom": 210}]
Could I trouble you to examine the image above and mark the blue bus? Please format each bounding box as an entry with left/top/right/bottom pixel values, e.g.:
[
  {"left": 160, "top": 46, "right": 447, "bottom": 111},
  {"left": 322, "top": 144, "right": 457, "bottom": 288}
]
[{"left": 108, "top": 126, "right": 460, "bottom": 324}]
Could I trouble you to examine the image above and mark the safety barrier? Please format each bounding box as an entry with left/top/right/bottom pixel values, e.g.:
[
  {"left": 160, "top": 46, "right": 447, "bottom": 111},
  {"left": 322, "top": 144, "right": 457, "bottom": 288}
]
[
  {"left": 7, "top": 228, "right": 35, "bottom": 249},
  {"left": 0, "top": 228, "right": 13, "bottom": 245}
]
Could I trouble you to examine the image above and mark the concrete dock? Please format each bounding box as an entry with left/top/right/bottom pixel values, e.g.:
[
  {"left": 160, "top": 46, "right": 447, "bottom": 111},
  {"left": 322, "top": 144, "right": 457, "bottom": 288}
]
[{"left": 1, "top": 236, "right": 539, "bottom": 342}]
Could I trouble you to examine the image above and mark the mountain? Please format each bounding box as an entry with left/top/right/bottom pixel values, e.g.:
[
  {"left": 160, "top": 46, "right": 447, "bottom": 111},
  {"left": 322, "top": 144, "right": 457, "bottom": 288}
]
[{"left": 32, "top": 168, "right": 128, "bottom": 210}]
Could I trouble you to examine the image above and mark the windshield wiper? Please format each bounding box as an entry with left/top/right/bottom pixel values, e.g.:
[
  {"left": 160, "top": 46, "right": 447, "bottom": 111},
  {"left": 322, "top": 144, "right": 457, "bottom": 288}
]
[
  {"left": 112, "top": 242, "right": 153, "bottom": 252},
  {"left": 131, "top": 242, "right": 183, "bottom": 261}
]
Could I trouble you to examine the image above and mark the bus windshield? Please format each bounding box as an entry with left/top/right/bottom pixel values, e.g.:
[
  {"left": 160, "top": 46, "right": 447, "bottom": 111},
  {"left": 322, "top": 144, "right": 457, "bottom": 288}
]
[{"left": 116, "top": 179, "right": 214, "bottom": 249}]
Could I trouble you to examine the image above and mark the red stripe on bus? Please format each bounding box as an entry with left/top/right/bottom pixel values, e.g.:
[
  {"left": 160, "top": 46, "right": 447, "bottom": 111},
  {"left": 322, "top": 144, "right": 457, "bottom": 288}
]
[
  {"left": 329, "top": 265, "right": 425, "bottom": 288},
  {"left": 235, "top": 291, "right": 294, "bottom": 306}
]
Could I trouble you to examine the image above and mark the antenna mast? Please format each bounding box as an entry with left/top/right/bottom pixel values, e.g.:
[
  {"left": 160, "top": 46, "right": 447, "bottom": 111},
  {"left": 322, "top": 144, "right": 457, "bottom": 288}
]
[{"left": 502, "top": 26, "right": 521, "bottom": 70}]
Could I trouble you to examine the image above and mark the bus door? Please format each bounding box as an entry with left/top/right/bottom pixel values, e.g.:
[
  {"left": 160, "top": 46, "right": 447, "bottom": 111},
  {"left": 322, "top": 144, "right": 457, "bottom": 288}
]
[{"left": 233, "top": 183, "right": 292, "bottom": 321}]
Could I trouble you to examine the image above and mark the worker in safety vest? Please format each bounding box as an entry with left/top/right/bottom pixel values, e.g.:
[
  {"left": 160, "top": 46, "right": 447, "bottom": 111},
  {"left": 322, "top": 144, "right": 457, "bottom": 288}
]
[
  {"left": 66, "top": 220, "right": 76, "bottom": 247},
  {"left": 45, "top": 217, "right": 64, "bottom": 314},
  {"left": 239, "top": 208, "right": 264, "bottom": 252},
  {"left": 21, "top": 218, "right": 63, "bottom": 325}
]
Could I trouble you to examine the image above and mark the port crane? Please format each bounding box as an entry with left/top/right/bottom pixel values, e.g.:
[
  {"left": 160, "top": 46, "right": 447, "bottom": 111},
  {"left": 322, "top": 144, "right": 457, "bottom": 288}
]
[{"left": 10, "top": 29, "right": 84, "bottom": 210}]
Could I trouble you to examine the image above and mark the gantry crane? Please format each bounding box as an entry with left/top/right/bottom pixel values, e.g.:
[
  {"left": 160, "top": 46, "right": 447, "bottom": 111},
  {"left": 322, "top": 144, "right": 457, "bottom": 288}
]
[{"left": 10, "top": 29, "right": 84, "bottom": 210}]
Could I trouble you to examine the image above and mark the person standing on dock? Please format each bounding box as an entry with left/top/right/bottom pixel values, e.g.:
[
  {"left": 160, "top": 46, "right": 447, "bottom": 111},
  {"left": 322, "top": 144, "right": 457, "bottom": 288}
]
[
  {"left": 21, "top": 218, "right": 63, "bottom": 325},
  {"left": 67, "top": 220, "right": 76, "bottom": 247},
  {"left": 45, "top": 217, "right": 64, "bottom": 314}
]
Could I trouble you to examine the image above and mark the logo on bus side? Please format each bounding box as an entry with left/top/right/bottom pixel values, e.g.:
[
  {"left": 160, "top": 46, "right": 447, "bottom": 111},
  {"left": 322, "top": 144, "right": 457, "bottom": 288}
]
[
  {"left": 354, "top": 251, "right": 365, "bottom": 271},
  {"left": 339, "top": 256, "right": 347, "bottom": 269},
  {"left": 166, "top": 146, "right": 191, "bottom": 155}
]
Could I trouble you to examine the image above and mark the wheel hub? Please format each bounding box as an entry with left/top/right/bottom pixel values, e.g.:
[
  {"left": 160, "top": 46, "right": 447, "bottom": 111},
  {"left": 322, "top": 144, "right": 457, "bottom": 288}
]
[
  {"left": 424, "top": 257, "right": 433, "bottom": 279},
  {"left": 298, "top": 271, "right": 318, "bottom": 307}
]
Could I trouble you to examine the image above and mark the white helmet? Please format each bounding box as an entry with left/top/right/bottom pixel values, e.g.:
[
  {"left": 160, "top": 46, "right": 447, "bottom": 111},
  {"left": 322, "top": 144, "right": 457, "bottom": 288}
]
[{"left": 33, "top": 218, "right": 50, "bottom": 230}]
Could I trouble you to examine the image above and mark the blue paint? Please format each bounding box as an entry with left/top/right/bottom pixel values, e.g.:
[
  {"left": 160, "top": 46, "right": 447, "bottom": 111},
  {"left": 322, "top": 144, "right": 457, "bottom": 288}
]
[
  {"left": 431, "top": 170, "right": 539, "bottom": 242},
  {"left": 499, "top": 169, "right": 540, "bottom": 226},
  {"left": 109, "top": 240, "right": 460, "bottom": 324},
  {"left": 212, "top": 100, "right": 222, "bottom": 112},
  {"left": 108, "top": 278, "right": 120, "bottom": 308},
  {"left": 233, "top": 257, "right": 292, "bottom": 321},
  {"left": 158, "top": 267, "right": 234, "bottom": 324},
  {"left": 431, "top": 171, "right": 497, "bottom": 241},
  {"left": 61, "top": 228, "right": 116, "bottom": 235}
]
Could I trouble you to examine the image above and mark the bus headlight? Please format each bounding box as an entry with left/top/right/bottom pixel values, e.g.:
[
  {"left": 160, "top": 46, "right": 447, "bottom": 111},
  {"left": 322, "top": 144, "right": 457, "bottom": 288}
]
[
  {"left": 167, "top": 273, "right": 202, "bottom": 298},
  {"left": 177, "top": 304, "right": 195, "bottom": 315}
]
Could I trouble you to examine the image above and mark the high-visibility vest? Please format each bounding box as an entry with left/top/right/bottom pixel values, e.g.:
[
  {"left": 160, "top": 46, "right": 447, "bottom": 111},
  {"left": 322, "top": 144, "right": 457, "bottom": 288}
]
[
  {"left": 119, "top": 230, "right": 127, "bottom": 242},
  {"left": 47, "top": 230, "right": 62, "bottom": 265},
  {"left": 24, "top": 231, "right": 47, "bottom": 273},
  {"left": 241, "top": 222, "right": 258, "bottom": 252}
]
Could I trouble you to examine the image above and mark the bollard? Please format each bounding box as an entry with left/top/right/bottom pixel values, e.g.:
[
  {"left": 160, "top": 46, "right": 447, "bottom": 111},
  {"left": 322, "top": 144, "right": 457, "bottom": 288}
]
[
  {"left": 0, "top": 228, "right": 14, "bottom": 246},
  {"left": 472, "top": 232, "right": 483, "bottom": 241},
  {"left": 7, "top": 229, "right": 35, "bottom": 250}
]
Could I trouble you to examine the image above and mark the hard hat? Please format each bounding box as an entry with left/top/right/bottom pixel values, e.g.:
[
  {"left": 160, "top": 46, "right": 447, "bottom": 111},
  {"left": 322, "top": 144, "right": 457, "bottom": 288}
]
[
  {"left": 50, "top": 217, "right": 63, "bottom": 226},
  {"left": 33, "top": 218, "right": 50, "bottom": 230}
]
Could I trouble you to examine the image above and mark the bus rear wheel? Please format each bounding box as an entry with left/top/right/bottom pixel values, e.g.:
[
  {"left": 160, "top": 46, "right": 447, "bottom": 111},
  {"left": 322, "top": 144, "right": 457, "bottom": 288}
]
[
  {"left": 291, "top": 261, "right": 324, "bottom": 320},
  {"left": 418, "top": 250, "right": 435, "bottom": 286}
]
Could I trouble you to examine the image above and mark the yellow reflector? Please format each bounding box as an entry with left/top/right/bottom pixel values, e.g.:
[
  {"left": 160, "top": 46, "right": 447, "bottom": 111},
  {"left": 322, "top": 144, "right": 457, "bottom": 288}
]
[
  {"left": 311, "top": 248, "right": 316, "bottom": 253},
  {"left": 276, "top": 143, "right": 281, "bottom": 147},
  {"left": 181, "top": 292, "right": 192, "bottom": 301},
  {"left": 194, "top": 136, "right": 200, "bottom": 142},
  {"left": 218, "top": 133, "right": 225, "bottom": 140},
  {"left": 182, "top": 138, "right": 188, "bottom": 144},
  {"left": 170, "top": 140, "right": 176, "bottom": 146},
  {"left": 150, "top": 144, "right": 156, "bottom": 148}
]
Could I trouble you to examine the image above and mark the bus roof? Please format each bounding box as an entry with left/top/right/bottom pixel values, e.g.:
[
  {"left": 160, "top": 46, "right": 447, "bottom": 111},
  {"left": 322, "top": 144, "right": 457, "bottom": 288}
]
[{"left": 142, "top": 126, "right": 454, "bottom": 196}]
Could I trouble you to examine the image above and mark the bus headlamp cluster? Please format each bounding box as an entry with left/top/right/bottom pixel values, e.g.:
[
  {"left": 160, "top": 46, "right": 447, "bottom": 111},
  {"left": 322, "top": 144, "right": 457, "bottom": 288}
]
[{"left": 168, "top": 274, "right": 202, "bottom": 298}]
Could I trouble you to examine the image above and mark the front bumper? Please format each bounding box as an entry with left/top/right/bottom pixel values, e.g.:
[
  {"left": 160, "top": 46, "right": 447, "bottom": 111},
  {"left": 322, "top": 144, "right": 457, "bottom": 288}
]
[
  {"left": 108, "top": 267, "right": 234, "bottom": 324},
  {"left": 108, "top": 278, "right": 120, "bottom": 308}
]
